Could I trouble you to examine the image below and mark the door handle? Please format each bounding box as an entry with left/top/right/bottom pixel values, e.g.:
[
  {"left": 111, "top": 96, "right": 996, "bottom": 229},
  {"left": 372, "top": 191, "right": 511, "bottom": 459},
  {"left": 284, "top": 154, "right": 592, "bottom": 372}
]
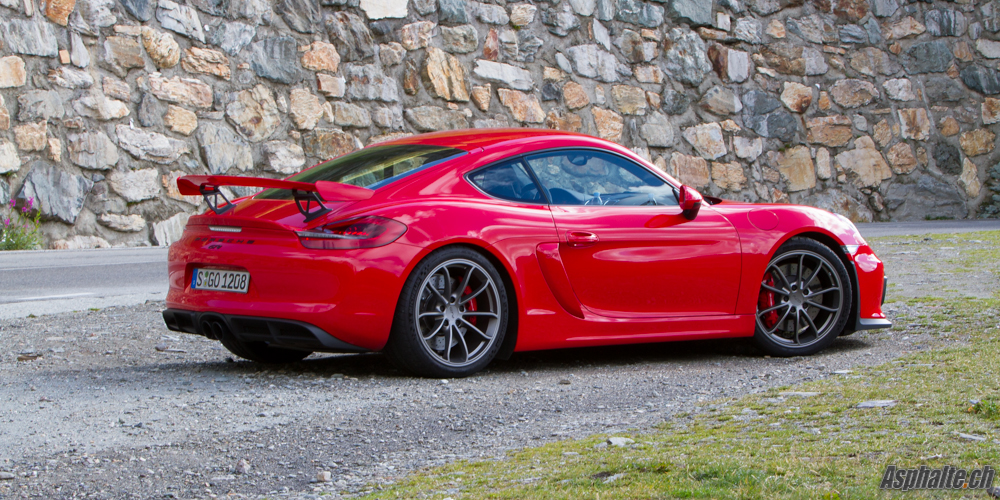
[{"left": 567, "top": 231, "right": 599, "bottom": 247}]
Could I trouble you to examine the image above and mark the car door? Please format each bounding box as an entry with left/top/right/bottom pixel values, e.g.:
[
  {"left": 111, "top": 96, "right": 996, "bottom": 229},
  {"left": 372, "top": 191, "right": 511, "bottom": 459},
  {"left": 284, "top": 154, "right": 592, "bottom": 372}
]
[{"left": 523, "top": 149, "right": 742, "bottom": 318}]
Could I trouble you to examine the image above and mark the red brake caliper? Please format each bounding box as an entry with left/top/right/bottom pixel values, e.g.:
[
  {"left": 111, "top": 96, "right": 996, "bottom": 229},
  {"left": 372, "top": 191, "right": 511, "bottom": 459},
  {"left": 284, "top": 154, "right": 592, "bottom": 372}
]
[
  {"left": 464, "top": 286, "right": 477, "bottom": 326},
  {"left": 758, "top": 272, "right": 779, "bottom": 329}
]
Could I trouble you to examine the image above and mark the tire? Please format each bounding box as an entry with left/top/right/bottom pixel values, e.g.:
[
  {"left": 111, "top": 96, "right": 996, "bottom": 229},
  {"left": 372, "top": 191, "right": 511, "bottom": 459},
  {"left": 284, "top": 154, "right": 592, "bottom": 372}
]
[
  {"left": 218, "top": 331, "right": 312, "bottom": 364},
  {"left": 753, "top": 237, "right": 852, "bottom": 357},
  {"left": 384, "top": 247, "right": 509, "bottom": 378}
]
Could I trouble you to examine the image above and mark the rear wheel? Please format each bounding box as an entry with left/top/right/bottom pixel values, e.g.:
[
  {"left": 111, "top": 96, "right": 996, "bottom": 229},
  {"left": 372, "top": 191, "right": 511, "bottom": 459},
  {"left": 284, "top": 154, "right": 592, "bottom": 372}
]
[
  {"left": 385, "top": 247, "right": 508, "bottom": 377},
  {"left": 753, "top": 238, "right": 852, "bottom": 357}
]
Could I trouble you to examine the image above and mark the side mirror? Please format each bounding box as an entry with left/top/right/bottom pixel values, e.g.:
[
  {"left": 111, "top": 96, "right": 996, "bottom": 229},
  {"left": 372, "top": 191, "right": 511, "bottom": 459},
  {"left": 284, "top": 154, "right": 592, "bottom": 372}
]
[{"left": 678, "top": 185, "right": 703, "bottom": 220}]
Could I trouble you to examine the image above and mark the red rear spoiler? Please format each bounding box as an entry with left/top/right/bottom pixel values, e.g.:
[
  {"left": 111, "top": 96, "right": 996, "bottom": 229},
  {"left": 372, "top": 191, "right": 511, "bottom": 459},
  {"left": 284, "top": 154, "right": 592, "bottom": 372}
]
[{"left": 177, "top": 175, "right": 373, "bottom": 221}]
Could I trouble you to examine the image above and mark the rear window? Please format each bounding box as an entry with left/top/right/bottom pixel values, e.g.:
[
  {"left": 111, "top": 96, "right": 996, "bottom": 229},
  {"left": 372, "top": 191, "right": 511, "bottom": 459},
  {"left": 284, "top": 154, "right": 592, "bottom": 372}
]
[{"left": 256, "top": 144, "right": 465, "bottom": 200}]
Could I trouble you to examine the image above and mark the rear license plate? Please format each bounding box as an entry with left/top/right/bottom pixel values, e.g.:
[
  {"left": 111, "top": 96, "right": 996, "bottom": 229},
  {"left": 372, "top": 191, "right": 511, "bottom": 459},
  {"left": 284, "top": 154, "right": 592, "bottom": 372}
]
[{"left": 191, "top": 269, "right": 250, "bottom": 293}]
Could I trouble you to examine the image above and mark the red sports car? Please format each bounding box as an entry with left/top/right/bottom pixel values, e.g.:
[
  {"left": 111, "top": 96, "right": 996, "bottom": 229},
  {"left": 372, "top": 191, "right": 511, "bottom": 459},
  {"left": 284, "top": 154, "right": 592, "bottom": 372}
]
[{"left": 163, "top": 129, "right": 890, "bottom": 377}]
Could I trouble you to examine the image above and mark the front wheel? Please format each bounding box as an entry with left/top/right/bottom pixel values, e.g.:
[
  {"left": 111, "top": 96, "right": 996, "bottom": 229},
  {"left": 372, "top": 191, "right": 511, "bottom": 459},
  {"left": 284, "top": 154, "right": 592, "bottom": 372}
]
[
  {"left": 753, "top": 238, "right": 852, "bottom": 357},
  {"left": 384, "top": 247, "right": 508, "bottom": 378}
]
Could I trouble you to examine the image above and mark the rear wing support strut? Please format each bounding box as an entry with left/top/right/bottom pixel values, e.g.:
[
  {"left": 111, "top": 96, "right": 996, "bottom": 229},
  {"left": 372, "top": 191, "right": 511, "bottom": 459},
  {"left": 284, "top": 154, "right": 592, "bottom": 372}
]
[
  {"left": 292, "top": 190, "right": 331, "bottom": 222},
  {"left": 199, "top": 185, "right": 235, "bottom": 215}
]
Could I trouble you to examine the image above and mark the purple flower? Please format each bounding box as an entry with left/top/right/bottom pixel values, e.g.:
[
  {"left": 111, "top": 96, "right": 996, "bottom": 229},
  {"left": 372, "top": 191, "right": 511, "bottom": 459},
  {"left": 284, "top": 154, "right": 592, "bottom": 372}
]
[
  {"left": 26, "top": 197, "right": 34, "bottom": 209},
  {"left": 7, "top": 199, "right": 14, "bottom": 208}
]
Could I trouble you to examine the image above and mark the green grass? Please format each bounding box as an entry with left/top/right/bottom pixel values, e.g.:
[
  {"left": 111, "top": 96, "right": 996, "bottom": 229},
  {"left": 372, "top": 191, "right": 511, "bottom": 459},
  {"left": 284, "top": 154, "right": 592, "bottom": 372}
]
[{"left": 351, "top": 233, "right": 1000, "bottom": 499}]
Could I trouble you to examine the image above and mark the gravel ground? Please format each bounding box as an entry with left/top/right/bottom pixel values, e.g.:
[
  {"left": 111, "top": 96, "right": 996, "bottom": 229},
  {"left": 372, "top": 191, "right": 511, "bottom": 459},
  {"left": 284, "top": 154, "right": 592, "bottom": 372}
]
[{"left": 0, "top": 235, "right": 990, "bottom": 499}]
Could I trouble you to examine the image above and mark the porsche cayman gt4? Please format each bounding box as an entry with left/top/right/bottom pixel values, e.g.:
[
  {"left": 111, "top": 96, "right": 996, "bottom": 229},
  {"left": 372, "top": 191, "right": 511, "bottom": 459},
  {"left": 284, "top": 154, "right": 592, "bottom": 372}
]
[{"left": 162, "top": 129, "right": 890, "bottom": 377}]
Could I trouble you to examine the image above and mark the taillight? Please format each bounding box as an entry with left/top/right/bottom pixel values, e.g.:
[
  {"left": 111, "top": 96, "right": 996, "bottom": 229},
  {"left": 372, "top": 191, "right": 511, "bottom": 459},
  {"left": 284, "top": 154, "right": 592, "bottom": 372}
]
[{"left": 296, "top": 216, "right": 407, "bottom": 250}]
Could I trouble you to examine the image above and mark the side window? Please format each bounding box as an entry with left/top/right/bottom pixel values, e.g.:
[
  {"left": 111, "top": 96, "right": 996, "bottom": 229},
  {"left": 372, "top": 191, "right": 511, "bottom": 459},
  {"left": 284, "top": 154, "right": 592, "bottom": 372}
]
[
  {"left": 524, "top": 150, "right": 678, "bottom": 206},
  {"left": 468, "top": 159, "right": 544, "bottom": 203}
]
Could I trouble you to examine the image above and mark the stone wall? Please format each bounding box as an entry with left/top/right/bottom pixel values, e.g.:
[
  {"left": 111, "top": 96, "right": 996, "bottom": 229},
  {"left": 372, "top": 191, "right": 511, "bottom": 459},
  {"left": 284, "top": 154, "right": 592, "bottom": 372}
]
[{"left": 1, "top": 0, "right": 999, "bottom": 248}]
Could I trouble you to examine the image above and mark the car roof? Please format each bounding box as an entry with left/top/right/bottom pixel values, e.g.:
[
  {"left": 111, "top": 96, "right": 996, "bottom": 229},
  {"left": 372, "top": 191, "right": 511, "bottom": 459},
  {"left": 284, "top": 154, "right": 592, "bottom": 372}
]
[{"left": 378, "top": 128, "right": 592, "bottom": 151}]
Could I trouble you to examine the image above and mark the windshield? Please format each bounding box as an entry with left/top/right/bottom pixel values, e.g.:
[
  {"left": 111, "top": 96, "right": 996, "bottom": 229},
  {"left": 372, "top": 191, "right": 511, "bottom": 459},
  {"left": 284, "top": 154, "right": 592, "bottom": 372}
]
[{"left": 256, "top": 144, "right": 466, "bottom": 200}]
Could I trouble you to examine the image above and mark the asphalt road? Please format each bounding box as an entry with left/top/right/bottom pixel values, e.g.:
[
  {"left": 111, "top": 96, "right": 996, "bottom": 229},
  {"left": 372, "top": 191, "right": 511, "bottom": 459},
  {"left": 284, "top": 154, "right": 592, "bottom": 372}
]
[{"left": 0, "top": 219, "right": 998, "bottom": 320}]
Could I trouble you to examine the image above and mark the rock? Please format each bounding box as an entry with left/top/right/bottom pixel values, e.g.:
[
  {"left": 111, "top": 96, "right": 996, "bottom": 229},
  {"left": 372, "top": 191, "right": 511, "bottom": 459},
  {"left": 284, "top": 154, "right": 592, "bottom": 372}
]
[
  {"left": 303, "top": 128, "right": 358, "bottom": 159},
  {"left": 886, "top": 142, "right": 917, "bottom": 175},
  {"left": 960, "top": 129, "right": 996, "bottom": 157},
  {"left": 669, "top": 153, "right": 709, "bottom": 188},
  {"left": 664, "top": 28, "right": 711, "bottom": 86},
  {"left": 780, "top": 82, "right": 811, "bottom": 113},
  {"left": 711, "top": 162, "right": 745, "bottom": 191},
  {"left": 856, "top": 400, "right": 896, "bottom": 408},
  {"left": 475, "top": 3, "right": 508, "bottom": 24},
  {"left": 770, "top": 146, "right": 814, "bottom": 192},
  {"left": 734, "top": 17, "right": 761, "bottom": 43},
  {"left": 707, "top": 45, "right": 750, "bottom": 83},
  {"left": 592, "top": 107, "right": 623, "bottom": 142},
  {"left": 760, "top": 42, "right": 808, "bottom": 76},
  {"left": 67, "top": 33, "right": 90, "bottom": 69},
  {"left": 67, "top": 131, "right": 119, "bottom": 170},
  {"left": 934, "top": 143, "right": 961, "bottom": 175},
  {"left": 147, "top": 74, "right": 213, "bottom": 109},
  {"left": 607, "top": 437, "right": 634, "bottom": 447},
  {"left": 162, "top": 171, "right": 201, "bottom": 205},
  {"left": 977, "top": 39, "right": 1000, "bottom": 60},
  {"left": 786, "top": 14, "right": 836, "bottom": 44},
  {"left": 661, "top": 89, "right": 689, "bottom": 115},
  {"left": 0, "top": 140, "right": 20, "bottom": 174},
  {"left": 48, "top": 67, "right": 95, "bottom": 89},
  {"left": 542, "top": 3, "right": 581, "bottom": 37},
  {"left": 733, "top": 137, "right": 762, "bottom": 160},
  {"left": 903, "top": 41, "right": 952, "bottom": 74},
  {"left": 298, "top": 42, "right": 341, "bottom": 75},
  {"left": 379, "top": 43, "right": 405, "bottom": 66},
  {"left": 925, "top": 9, "right": 967, "bottom": 37},
  {"left": 986, "top": 1, "right": 1000, "bottom": 33},
  {"left": 742, "top": 92, "right": 797, "bottom": 142},
  {"left": 423, "top": 48, "right": 469, "bottom": 102},
  {"left": 0, "top": 19, "right": 59, "bottom": 57},
  {"left": 884, "top": 175, "right": 966, "bottom": 220},
  {"left": 564, "top": 45, "right": 618, "bottom": 83},
  {"left": 274, "top": 0, "right": 321, "bottom": 32},
  {"left": 116, "top": 125, "right": 190, "bottom": 164},
  {"left": 18, "top": 162, "right": 94, "bottom": 223},
  {"left": 332, "top": 102, "right": 372, "bottom": 128},
  {"left": 700, "top": 86, "right": 741, "bottom": 116},
  {"left": 17, "top": 91, "right": 65, "bottom": 122},
  {"left": 615, "top": 0, "right": 663, "bottom": 29},
  {"left": 764, "top": 18, "right": 785, "bottom": 38},
  {"left": 669, "top": 0, "right": 711, "bottom": 26},
  {"left": 849, "top": 47, "right": 900, "bottom": 77},
  {"left": 157, "top": 0, "right": 205, "bottom": 42},
  {"left": 97, "top": 213, "right": 146, "bottom": 232},
  {"left": 72, "top": 92, "right": 130, "bottom": 121},
  {"left": 881, "top": 79, "right": 915, "bottom": 102},
  {"left": 496, "top": 89, "right": 545, "bottom": 123},
  {"left": 207, "top": 22, "right": 256, "bottom": 57},
  {"left": 961, "top": 65, "right": 1000, "bottom": 95},
  {"left": 163, "top": 105, "right": 198, "bottom": 136},
  {"left": 510, "top": 3, "right": 536, "bottom": 26},
  {"left": 412, "top": 0, "right": 435, "bottom": 15},
  {"left": 154, "top": 212, "right": 191, "bottom": 246},
  {"left": 960, "top": 158, "right": 981, "bottom": 198},
  {"left": 403, "top": 61, "right": 421, "bottom": 95},
  {"left": 249, "top": 38, "right": 302, "bottom": 84},
  {"left": 103, "top": 36, "right": 145, "bottom": 77},
  {"left": 400, "top": 21, "right": 433, "bottom": 51},
  {"left": 470, "top": 84, "right": 491, "bottom": 111},
  {"left": 984, "top": 98, "right": 1000, "bottom": 125},
  {"left": 0, "top": 57, "right": 27, "bottom": 88},
  {"left": 802, "top": 48, "right": 828, "bottom": 75},
  {"left": 640, "top": 112, "right": 674, "bottom": 147},
  {"left": 138, "top": 94, "right": 165, "bottom": 128},
  {"left": 225, "top": 85, "right": 280, "bottom": 143},
  {"left": 805, "top": 116, "right": 852, "bottom": 148},
  {"left": 545, "top": 110, "right": 583, "bottom": 132},
  {"left": 871, "top": 0, "right": 896, "bottom": 17},
  {"left": 808, "top": 189, "right": 872, "bottom": 222},
  {"left": 181, "top": 47, "right": 231, "bottom": 80},
  {"left": 317, "top": 74, "right": 346, "bottom": 98},
  {"left": 568, "top": 0, "right": 594, "bottom": 16},
  {"left": 612, "top": 85, "right": 647, "bottom": 115},
  {"left": 344, "top": 64, "right": 399, "bottom": 102},
  {"left": 835, "top": 136, "right": 892, "bottom": 188},
  {"left": 325, "top": 12, "right": 374, "bottom": 61},
  {"left": 830, "top": 79, "right": 879, "bottom": 108},
  {"left": 52, "top": 236, "right": 111, "bottom": 249},
  {"left": 108, "top": 169, "right": 160, "bottom": 202},
  {"left": 75, "top": 0, "right": 117, "bottom": 31},
  {"left": 103, "top": 77, "right": 131, "bottom": 101},
  {"left": 405, "top": 106, "right": 468, "bottom": 131},
  {"left": 839, "top": 24, "right": 866, "bottom": 44},
  {"left": 262, "top": 141, "right": 305, "bottom": 174},
  {"left": 139, "top": 28, "right": 180, "bottom": 69},
  {"left": 14, "top": 122, "right": 48, "bottom": 152},
  {"left": 288, "top": 88, "right": 324, "bottom": 130},
  {"left": 439, "top": 0, "right": 468, "bottom": 24},
  {"left": 482, "top": 28, "right": 500, "bottom": 61},
  {"left": 682, "top": 122, "right": 726, "bottom": 160},
  {"left": 884, "top": 16, "right": 925, "bottom": 40},
  {"left": 939, "top": 117, "right": 960, "bottom": 137},
  {"left": 562, "top": 82, "right": 590, "bottom": 109},
  {"left": 815, "top": 147, "right": 831, "bottom": 179},
  {"left": 635, "top": 65, "right": 664, "bottom": 84},
  {"left": 923, "top": 77, "right": 964, "bottom": 103},
  {"left": 897, "top": 108, "right": 930, "bottom": 141},
  {"left": 198, "top": 123, "right": 252, "bottom": 174},
  {"left": 120, "top": 0, "right": 154, "bottom": 20},
  {"left": 371, "top": 106, "right": 403, "bottom": 129},
  {"left": 42, "top": 0, "right": 76, "bottom": 26}
]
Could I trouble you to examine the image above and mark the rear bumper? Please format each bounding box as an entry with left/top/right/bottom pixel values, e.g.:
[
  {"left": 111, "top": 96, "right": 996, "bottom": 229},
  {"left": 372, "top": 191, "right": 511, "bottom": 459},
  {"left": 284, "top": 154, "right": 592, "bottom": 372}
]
[{"left": 163, "top": 308, "right": 368, "bottom": 353}]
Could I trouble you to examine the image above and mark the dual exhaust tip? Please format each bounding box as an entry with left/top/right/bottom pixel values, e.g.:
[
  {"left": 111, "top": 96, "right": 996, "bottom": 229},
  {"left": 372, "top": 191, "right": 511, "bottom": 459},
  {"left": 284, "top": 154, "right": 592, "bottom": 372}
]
[{"left": 199, "top": 317, "right": 229, "bottom": 340}]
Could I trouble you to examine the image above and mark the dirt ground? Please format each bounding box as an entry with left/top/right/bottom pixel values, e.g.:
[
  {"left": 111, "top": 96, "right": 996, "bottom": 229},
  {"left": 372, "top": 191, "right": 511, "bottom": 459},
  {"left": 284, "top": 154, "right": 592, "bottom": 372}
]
[{"left": 0, "top": 233, "right": 992, "bottom": 499}]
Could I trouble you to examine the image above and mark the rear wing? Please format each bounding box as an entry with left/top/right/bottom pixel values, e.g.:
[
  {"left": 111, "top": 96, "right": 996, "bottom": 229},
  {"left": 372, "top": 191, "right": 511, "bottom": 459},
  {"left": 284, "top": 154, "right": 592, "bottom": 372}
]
[{"left": 177, "top": 175, "right": 374, "bottom": 222}]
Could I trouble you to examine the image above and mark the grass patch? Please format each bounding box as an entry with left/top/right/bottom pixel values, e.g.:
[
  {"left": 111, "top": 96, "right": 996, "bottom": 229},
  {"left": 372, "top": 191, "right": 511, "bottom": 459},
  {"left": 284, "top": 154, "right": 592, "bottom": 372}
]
[{"left": 357, "top": 234, "right": 1000, "bottom": 499}]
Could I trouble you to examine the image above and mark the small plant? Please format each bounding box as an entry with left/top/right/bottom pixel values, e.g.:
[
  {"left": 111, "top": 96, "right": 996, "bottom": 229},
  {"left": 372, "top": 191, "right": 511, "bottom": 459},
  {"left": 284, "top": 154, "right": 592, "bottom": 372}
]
[
  {"left": 1, "top": 197, "right": 43, "bottom": 250},
  {"left": 968, "top": 400, "right": 1000, "bottom": 421}
]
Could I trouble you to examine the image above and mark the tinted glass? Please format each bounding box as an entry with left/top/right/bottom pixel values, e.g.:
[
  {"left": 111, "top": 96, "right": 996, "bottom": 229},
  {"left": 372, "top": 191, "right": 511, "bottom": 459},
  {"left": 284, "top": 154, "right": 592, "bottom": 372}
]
[
  {"left": 468, "top": 159, "right": 544, "bottom": 203},
  {"left": 524, "top": 150, "right": 678, "bottom": 206},
  {"left": 257, "top": 144, "right": 465, "bottom": 199}
]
